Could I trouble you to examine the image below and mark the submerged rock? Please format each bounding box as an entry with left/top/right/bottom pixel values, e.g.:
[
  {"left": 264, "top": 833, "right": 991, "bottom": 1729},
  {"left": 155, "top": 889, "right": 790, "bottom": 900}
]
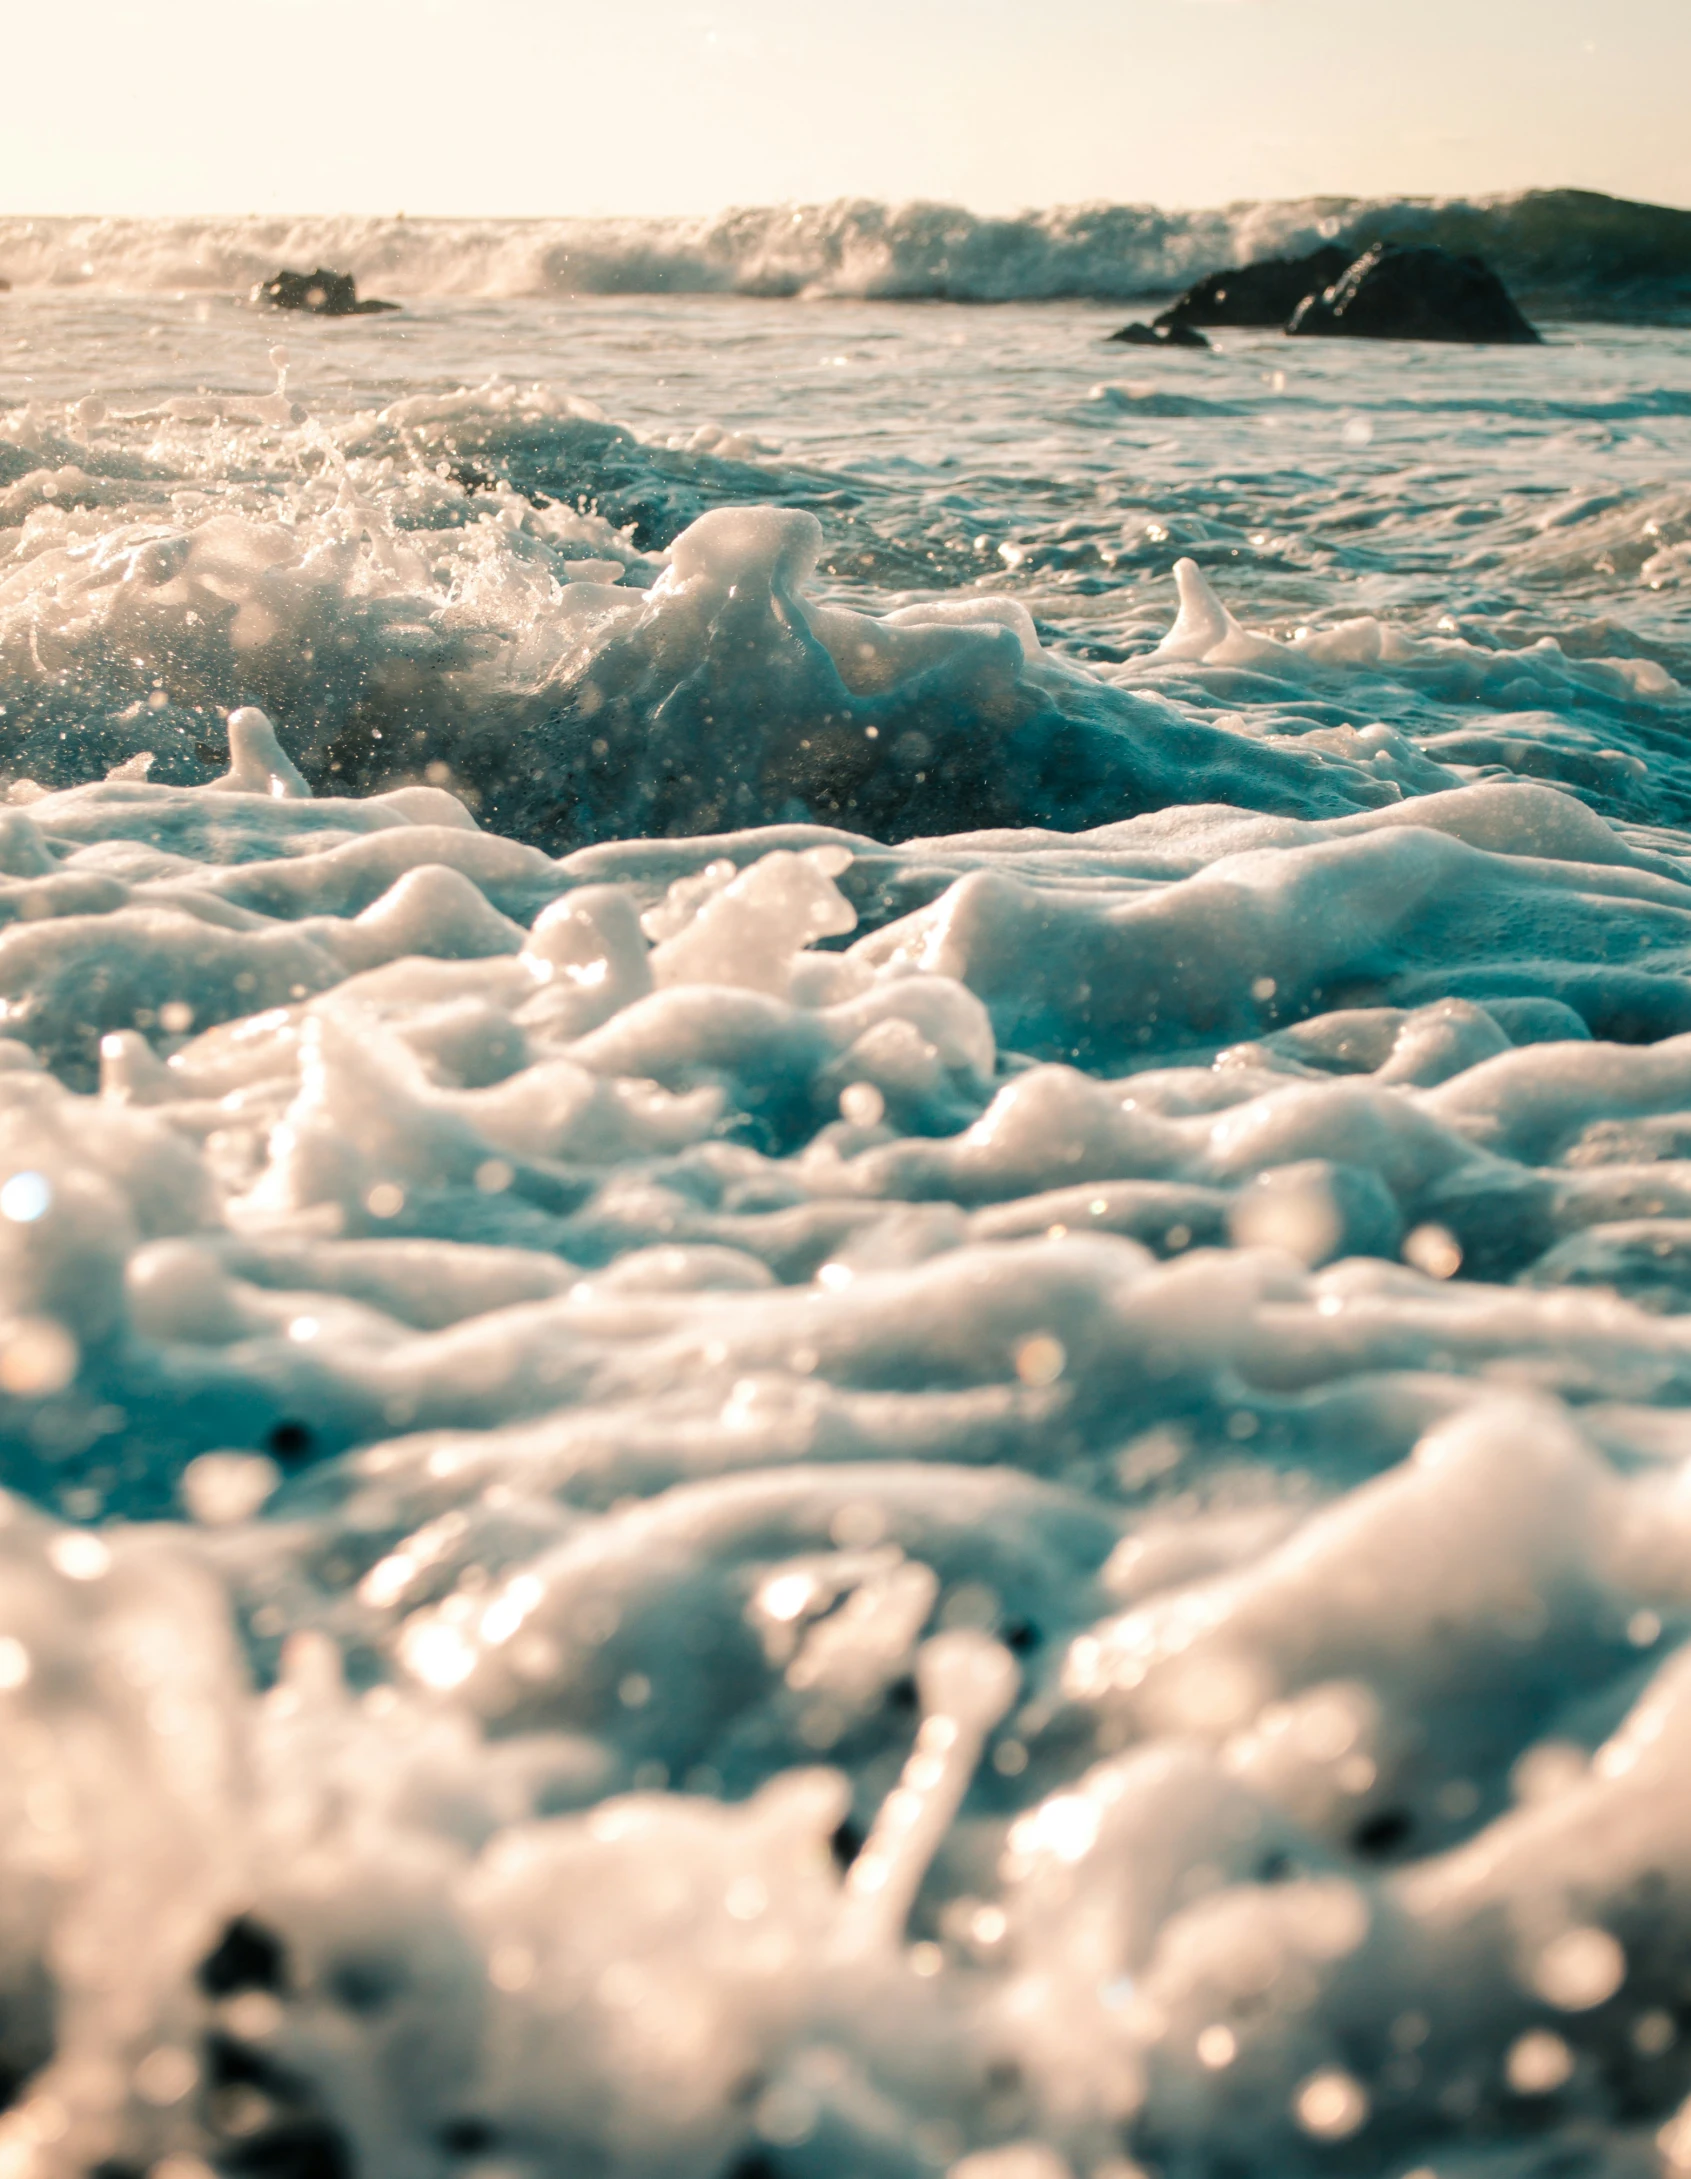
[
  {"left": 1288, "top": 241, "right": 1541, "bottom": 343},
  {"left": 1155, "top": 244, "right": 1351, "bottom": 329},
  {"left": 252, "top": 267, "right": 399, "bottom": 317},
  {"left": 1108, "top": 319, "right": 1210, "bottom": 349}
]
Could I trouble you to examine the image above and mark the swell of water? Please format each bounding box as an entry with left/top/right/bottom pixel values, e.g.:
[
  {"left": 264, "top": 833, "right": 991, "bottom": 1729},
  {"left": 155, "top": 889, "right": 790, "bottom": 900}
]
[
  {"left": 2, "top": 186, "right": 1689, "bottom": 313},
  {"left": 0, "top": 292, "right": 1689, "bottom": 2179}
]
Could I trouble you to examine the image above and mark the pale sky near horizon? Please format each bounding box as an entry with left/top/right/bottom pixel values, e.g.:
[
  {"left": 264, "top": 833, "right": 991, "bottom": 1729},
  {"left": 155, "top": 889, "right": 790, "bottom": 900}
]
[{"left": 5, "top": 0, "right": 1687, "bottom": 220}]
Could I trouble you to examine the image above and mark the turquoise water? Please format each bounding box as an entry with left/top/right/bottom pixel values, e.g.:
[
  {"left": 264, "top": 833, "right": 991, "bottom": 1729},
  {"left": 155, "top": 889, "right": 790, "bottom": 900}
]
[{"left": 0, "top": 279, "right": 1689, "bottom": 2179}]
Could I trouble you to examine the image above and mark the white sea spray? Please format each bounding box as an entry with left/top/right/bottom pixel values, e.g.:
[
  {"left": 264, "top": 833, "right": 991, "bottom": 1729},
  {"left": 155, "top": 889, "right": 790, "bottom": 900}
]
[
  {"left": 0, "top": 289, "right": 1684, "bottom": 2179},
  {"left": 1, "top": 189, "right": 1688, "bottom": 311}
]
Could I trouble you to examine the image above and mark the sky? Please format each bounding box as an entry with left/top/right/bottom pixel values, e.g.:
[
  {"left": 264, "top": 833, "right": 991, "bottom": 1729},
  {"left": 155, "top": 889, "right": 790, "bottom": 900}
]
[{"left": 5, "top": 0, "right": 1688, "bottom": 219}]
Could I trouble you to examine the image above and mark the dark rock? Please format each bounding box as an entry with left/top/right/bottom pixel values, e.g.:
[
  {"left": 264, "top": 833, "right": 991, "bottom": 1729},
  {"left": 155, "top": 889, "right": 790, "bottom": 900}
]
[
  {"left": 1108, "top": 319, "right": 1209, "bottom": 349},
  {"left": 0, "top": 278, "right": 10, "bottom": 294},
  {"left": 252, "top": 267, "right": 398, "bottom": 317},
  {"left": 1288, "top": 242, "right": 1540, "bottom": 343},
  {"left": 1155, "top": 245, "right": 1351, "bottom": 329}
]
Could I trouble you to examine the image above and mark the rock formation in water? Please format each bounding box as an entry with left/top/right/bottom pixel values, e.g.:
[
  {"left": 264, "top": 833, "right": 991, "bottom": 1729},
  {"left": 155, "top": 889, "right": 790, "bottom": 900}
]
[
  {"left": 252, "top": 267, "right": 399, "bottom": 316},
  {"left": 1107, "top": 319, "right": 1210, "bottom": 349},
  {"left": 1155, "top": 244, "right": 1352, "bottom": 330},
  {"left": 1129, "top": 240, "right": 1542, "bottom": 348},
  {"left": 1288, "top": 242, "right": 1541, "bottom": 343}
]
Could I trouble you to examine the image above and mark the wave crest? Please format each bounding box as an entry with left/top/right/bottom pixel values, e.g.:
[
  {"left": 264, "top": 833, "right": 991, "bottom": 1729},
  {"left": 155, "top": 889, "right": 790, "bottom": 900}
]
[{"left": 1, "top": 188, "right": 1686, "bottom": 313}]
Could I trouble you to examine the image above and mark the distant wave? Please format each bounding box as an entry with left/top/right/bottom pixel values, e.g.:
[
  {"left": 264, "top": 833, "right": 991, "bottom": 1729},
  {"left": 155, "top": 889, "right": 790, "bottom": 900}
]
[{"left": 1, "top": 189, "right": 1687, "bottom": 315}]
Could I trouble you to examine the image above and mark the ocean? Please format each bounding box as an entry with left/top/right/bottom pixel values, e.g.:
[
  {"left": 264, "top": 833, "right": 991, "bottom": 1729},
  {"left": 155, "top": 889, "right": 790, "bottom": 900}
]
[{"left": 1, "top": 194, "right": 1691, "bottom": 2179}]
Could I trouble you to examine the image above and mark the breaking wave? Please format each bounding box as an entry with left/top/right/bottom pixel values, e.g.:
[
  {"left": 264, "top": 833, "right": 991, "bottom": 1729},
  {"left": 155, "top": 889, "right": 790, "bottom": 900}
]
[{"left": 2, "top": 187, "right": 1688, "bottom": 315}]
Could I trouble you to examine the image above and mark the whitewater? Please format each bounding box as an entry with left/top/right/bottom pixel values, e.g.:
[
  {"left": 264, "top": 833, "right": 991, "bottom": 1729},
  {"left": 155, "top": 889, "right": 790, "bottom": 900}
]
[
  {"left": 3, "top": 188, "right": 1690, "bottom": 314},
  {"left": 1, "top": 215, "right": 1691, "bottom": 2179}
]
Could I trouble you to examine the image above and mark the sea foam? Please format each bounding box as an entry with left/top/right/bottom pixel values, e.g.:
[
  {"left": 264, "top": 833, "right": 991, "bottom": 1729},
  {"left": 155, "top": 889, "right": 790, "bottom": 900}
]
[{"left": 0, "top": 284, "right": 1687, "bottom": 2179}]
